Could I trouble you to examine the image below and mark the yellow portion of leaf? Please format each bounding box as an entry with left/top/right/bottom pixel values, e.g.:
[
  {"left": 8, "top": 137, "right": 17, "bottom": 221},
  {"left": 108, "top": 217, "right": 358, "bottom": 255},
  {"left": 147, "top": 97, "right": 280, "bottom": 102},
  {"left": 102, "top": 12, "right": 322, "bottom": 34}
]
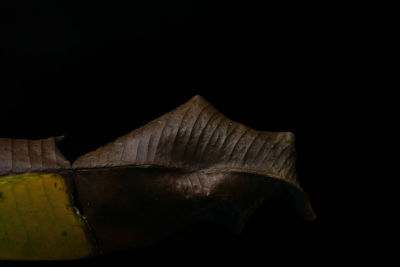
[{"left": 0, "top": 173, "right": 93, "bottom": 260}]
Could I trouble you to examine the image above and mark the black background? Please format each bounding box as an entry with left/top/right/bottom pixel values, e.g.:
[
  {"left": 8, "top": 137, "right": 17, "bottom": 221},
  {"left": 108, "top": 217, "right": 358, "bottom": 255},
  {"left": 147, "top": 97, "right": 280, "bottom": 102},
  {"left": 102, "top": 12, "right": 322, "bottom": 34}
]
[{"left": 0, "top": 2, "right": 396, "bottom": 266}]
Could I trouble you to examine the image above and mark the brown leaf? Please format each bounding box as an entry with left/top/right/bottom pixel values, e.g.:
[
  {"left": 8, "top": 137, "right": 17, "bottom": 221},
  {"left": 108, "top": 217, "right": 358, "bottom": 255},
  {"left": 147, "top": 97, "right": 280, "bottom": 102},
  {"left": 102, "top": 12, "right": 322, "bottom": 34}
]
[
  {"left": 72, "top": 95, "right": 315, "bottom": 252},
  {"left": 73, "top": 95, "right": 303, "bottom": 190}
]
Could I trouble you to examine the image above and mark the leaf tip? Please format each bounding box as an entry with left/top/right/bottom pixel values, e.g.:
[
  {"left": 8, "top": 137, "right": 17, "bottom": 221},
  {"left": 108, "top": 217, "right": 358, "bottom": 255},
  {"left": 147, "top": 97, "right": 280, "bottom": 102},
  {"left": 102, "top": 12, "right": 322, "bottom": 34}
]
[{"left": 189, "top": 94, "right": 208, "bottom": 104}]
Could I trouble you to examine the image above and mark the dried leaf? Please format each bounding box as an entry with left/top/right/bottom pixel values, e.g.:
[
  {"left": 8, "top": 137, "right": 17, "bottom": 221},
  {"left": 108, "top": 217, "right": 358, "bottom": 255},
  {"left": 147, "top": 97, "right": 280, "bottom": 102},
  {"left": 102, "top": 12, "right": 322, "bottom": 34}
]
[{"left": 73, "top": 95, "right": 315, "bottom": 252}]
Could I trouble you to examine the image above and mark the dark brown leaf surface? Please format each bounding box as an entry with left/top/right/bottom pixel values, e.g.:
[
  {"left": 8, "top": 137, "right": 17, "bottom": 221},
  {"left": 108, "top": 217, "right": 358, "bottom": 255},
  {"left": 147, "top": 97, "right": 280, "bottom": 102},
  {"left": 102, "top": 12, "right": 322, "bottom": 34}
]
[{"left": 74, "top": 167, "right": 286, "bottom": 252}]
